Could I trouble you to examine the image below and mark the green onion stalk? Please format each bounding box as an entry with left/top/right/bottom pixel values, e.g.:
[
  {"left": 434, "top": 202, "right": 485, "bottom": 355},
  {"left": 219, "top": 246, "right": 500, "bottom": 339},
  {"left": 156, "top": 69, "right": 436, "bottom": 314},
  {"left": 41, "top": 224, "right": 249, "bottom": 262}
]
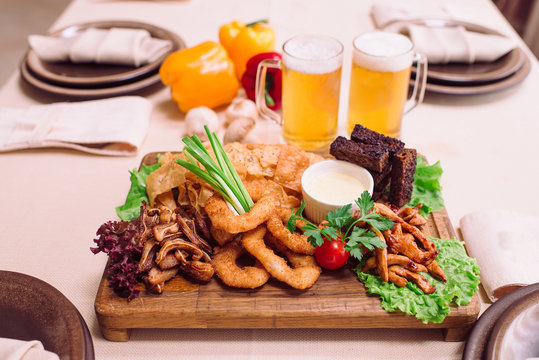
[{"left": 175, "top": 126, "right": 254, "bottom": 215}]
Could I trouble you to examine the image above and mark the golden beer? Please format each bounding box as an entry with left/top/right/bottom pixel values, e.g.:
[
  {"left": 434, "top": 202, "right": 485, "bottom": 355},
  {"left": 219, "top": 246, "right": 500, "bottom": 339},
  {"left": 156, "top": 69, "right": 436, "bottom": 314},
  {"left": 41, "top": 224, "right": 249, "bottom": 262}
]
[
  {"left": 282, "top": 65, "right": 342, "bottom": 150},
  {"left": 346, "top": 32, "right": 420, "bottom": 138},
  {"left": 346, "top": 64, "right": 411, "bottom": 137},
  {"left": 255, "top": 35, "right": 343, "bottom": 151}
]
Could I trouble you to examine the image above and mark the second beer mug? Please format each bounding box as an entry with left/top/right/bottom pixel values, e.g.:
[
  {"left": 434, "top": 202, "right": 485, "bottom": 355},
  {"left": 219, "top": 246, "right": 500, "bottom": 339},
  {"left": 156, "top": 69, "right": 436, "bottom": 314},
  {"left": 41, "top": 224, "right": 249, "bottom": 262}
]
[
  {"left": 346, "top": 31, "right": 427, "bottom": 138},
  {"left": 256, "top": 35, "right": 343, "bottom": 151}
]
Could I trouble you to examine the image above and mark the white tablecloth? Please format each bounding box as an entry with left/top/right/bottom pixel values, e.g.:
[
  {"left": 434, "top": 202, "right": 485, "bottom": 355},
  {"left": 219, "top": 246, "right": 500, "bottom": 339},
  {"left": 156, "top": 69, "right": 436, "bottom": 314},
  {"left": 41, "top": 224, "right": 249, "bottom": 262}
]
[{"left": 1, "top": 0, "right": 538, "bottom": 359}]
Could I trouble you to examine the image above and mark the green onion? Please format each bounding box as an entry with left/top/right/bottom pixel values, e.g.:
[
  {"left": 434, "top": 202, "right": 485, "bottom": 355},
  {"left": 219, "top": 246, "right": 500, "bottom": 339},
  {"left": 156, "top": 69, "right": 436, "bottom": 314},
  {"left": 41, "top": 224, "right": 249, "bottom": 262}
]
[{"left": 175, "top": 126, "right": 253, "bottom": 215}]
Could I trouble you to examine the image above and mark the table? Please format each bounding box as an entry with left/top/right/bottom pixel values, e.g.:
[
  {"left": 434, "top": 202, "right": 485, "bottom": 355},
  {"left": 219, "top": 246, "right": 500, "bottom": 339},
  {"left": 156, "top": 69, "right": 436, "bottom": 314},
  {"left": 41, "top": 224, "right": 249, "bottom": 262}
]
[{"left": 1, "top": 0, "right": 538, "bottom": 359}]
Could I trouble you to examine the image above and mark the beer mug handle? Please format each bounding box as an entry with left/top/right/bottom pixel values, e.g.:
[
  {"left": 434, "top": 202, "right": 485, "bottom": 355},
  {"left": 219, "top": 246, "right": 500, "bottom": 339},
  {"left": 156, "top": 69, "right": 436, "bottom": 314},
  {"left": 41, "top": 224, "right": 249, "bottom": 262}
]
[
  {"left": 255, "top": 59, "right": 282, "bottom": 124},
  {"left": 404, "top": 53, "right": 428, "bottom": 114}
]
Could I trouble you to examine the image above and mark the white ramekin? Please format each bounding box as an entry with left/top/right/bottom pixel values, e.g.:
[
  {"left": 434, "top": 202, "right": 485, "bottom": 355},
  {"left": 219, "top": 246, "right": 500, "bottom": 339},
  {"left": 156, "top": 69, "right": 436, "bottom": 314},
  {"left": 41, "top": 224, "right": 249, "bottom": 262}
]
[{"left": 300, "top": 160, "right": 374, "bottom": 224}]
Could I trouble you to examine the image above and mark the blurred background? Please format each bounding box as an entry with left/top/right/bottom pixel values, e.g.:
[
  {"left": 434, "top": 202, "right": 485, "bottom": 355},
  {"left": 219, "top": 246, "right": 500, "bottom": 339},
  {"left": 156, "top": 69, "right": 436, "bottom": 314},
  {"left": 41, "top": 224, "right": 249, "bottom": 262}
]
[{"left": 0, "top": 0, "right": 537, "bottom": 85}]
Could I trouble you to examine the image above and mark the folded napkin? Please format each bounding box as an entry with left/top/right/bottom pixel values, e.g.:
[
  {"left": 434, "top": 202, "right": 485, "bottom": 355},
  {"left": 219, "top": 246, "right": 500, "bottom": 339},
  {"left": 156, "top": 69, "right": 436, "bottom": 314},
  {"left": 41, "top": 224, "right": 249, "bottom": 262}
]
[
  {"left": 371, "top": 3, "right": 452, "bottom": 28},
  {"left": 0, "top": 338, "right": 59, "bottom": 360},
  {"left": 0, "top": 96, "right": 151, "bottom": 156},
  {"left": 404, "top": 24, "right": 516, "bottom": 64},
  {"left": 371, "top": 4, "right": 516, "bottom": 64},
  {"left": 460, "top": 210, "right": 539, "bottom": 302},
  {"left": 29, "top": 27, "right": 173, "bottom": 66}
]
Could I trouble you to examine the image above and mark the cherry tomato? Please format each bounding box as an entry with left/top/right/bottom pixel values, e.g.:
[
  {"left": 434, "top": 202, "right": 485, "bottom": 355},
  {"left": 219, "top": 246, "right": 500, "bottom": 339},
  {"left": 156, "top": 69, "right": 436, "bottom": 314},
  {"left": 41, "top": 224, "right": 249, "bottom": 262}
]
[{"left": 315, "top": 236, "right": 349, "bottom": 270}]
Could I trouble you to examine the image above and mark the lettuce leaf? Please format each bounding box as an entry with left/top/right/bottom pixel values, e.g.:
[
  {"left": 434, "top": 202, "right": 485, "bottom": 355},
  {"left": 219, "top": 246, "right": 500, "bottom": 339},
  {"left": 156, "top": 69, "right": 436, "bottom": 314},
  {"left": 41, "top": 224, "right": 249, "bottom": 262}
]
[
  {"left": 115, "top": 161, "right": 161, "bottom": 221},
  {"left": 407, "top": 156, "right": 445, "bottom": 217},
  {"left": 355, "top": 237, "right": 480, "bottom": 324}
]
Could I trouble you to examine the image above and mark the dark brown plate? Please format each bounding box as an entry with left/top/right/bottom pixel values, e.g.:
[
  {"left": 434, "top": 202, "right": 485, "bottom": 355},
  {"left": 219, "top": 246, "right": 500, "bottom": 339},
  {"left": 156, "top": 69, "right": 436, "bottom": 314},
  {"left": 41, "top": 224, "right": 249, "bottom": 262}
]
[
  {"left": 24, "top": 20, "right": 185, "bottom": 88},
  {"left": 0, "top": 270, "right": 94, "bottom": 360},
  {"left": 409, "top": 51, "right": 530, "bottom": 95},
  {"left": 463, "top": 282, "right": 539, "bottom": 360},
  {"left": 20, "top": 58, "right": 162, "bottom": 99},
  {"left": 383, "top": 19, "right": 524, "bottom": 85}
]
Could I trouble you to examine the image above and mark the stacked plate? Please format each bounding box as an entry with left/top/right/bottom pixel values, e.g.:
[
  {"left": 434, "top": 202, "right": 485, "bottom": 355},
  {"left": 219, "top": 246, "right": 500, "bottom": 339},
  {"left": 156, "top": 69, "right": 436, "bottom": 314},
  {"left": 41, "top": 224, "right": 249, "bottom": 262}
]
[
  {"left": 384, "top": 19, "right": 531, "bottom": 95},
  {"left": 20, "top": 20, "right": 185, "bottom": 99},
  {"left": 463, "top": 283, "right": 539, "bottom": 359}
]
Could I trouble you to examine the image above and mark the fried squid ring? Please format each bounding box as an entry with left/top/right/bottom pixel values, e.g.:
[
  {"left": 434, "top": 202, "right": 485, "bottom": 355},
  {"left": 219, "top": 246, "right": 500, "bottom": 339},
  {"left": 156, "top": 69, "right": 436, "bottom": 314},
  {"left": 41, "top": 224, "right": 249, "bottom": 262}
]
[
  {"left": 388, "top": 265, "right": 436, "bottom": 294},
  {"left": 241, "top": 226, "right": 321, "bottom": 290},
  {"left": 205, "top": 195, "right": 277, "bottom": 234},
  {"left": 265, "top": 213, "right": 315, "bottom": 255},
  {"left": 212, "top": 240, "right": 270, "bottom": 289},
  {"left": 210, "top": 225, "right": 237, "bottom": 246},
  {"left": 362, "top": 254, "right": 428, "bottom": 273}
]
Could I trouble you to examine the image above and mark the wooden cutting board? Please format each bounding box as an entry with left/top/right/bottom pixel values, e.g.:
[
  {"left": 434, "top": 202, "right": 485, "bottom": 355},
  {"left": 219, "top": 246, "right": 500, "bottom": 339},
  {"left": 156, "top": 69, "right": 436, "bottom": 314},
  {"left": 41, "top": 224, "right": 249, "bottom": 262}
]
[{"left": 94, "top": 153, "right": 480, "bottom": 342}]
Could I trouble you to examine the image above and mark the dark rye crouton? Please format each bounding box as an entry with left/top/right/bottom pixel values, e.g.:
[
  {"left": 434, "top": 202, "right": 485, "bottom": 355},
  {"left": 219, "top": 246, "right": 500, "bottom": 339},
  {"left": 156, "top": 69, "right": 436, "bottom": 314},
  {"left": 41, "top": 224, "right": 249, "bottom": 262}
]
[
  {"left": 389, "top": 148, "right": 417, "bottom": 207},
  {"left": 330, "top": 136, "right": 389, "bottom": 172},
  {"left": 351, "top": 124, "right": 405, "bottom": 158}
]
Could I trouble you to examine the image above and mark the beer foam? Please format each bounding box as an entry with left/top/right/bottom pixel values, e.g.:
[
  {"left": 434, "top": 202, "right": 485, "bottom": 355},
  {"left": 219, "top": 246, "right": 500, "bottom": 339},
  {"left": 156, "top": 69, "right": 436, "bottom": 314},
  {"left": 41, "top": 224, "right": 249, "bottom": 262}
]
[
  {"left": 283, "top": 35, "right": 343, "bottom": 74},
  {"left": 352, "top": 32, "right": 413, "bottom": 72}
]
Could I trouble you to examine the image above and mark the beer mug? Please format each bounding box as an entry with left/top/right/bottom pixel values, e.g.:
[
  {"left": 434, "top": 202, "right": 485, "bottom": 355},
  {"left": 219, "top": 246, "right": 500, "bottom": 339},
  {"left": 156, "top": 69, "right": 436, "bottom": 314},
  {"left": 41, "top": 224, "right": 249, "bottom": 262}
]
[
  {"left": 256, "top": 35, "right": 343, "bottom": 151},
  {"left": 346, "top": 31, "right": 427, "bottom": 138}
]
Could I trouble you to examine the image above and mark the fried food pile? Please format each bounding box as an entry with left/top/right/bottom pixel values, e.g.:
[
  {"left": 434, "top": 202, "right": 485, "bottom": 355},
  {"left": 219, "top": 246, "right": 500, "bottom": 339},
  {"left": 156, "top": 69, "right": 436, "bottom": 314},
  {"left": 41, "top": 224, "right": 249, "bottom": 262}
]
[
  {"left": 361, "top": 202, "right": 446, "bottom": 294},
  {"left": 146, "top": 143, "right": 325, "bottom": 290},
  {"left": 208, "top": 195, "right": 321, "bottom": 289}
]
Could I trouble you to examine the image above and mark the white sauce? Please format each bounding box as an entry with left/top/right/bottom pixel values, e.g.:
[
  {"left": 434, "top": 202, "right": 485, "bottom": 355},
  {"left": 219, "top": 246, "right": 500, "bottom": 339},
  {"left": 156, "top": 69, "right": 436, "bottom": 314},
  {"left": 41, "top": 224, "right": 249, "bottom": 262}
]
[{"left": 305, "top": 171, "right": 367, "bottom": 204}]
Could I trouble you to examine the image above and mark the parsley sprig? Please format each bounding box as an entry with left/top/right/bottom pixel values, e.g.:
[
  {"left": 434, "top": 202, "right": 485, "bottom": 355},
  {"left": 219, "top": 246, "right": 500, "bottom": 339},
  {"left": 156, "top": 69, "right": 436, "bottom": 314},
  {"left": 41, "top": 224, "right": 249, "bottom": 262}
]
[{"left": 287, "top": 191, "right": 394, "bottom": 262}]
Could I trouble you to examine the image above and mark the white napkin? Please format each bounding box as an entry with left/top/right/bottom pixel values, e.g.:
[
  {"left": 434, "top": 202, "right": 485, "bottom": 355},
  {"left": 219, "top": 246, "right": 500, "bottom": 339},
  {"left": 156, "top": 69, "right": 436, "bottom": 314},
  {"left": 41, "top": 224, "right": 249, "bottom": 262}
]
[
  {"left": 460, "top": 210, "right": 539, "bottom": 302},
  {"left": 371, "top": 3, "right": 452, "bottom": 28},
  {"left": 371, "top": 4, "right": 516, "bottom": 64},
  {"left": 0, "top": 338, "right": 59, "bottom": 360},
  {"left": 29, "top": 27, "right": 173, "bottom": 66},
  {"left": 0, "top": 96, "right": 151, "bottom": 156},
  {"left": 404, "top": 24, "right": 516, "bottom": 64}
]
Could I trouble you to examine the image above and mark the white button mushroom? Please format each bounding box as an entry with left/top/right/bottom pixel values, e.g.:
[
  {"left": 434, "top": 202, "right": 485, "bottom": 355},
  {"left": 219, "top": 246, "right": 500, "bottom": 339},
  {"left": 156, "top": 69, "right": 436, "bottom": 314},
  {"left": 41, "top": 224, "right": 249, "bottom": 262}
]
[{"left": 184, "top": 106, "right": 220, "bottom": 140}]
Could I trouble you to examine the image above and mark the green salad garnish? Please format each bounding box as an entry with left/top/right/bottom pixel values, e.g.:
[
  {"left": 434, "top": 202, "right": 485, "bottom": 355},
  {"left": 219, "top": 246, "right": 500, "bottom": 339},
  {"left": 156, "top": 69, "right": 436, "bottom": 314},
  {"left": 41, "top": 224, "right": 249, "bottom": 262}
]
[
  {"left": 407, "top": 156, "right": 444, "bottom": 218},
  {"left": 115, "top": 159, "right": 161, "bottom": 221}
]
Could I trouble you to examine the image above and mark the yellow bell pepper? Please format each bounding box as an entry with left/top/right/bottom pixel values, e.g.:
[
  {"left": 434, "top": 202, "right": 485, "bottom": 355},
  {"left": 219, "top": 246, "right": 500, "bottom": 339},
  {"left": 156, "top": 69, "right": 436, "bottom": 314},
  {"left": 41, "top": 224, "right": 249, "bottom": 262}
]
[
  {"left": 219, "top": 20, "right": 276, "bottom": 79},
  {"left": 159, "top": 41, "right": 240, "bottom": 113}
]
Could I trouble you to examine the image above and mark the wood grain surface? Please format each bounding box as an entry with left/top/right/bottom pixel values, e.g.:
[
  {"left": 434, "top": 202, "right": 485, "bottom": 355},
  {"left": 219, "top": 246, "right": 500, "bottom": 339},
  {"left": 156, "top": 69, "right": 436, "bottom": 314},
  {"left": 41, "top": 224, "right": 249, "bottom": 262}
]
[{"left": 94, "top": 152, "right": 480, "bottom": 342}]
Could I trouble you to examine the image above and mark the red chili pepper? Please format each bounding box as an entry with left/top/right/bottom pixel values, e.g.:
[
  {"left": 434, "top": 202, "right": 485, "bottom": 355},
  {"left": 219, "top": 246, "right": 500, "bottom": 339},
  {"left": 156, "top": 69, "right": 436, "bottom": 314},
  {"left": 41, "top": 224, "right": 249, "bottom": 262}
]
[{"left": 241, "top": 52, "right": 282, "bottom": 111}]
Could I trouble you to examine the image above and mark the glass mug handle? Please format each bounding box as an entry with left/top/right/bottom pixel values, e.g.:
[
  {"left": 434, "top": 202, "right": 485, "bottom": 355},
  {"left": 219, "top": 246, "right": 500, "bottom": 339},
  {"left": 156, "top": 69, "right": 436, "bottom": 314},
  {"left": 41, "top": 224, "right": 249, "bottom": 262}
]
[
  {"left": 255, "top": 59, "right": 282, "bottom": 124},
  {"left": 404, "top": 52, "right": 428, "bottom": 114}
]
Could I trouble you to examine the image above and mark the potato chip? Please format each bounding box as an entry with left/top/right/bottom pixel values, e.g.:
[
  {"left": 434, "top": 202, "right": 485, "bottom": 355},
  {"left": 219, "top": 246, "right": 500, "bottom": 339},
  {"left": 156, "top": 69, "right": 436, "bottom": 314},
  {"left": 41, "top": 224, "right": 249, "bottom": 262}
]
[
  {"left": 273, "top": 145, "right": 310, "bottom": 193},
  {"left": 147, "top": 157, "right": 187, "bottom": 206}
]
